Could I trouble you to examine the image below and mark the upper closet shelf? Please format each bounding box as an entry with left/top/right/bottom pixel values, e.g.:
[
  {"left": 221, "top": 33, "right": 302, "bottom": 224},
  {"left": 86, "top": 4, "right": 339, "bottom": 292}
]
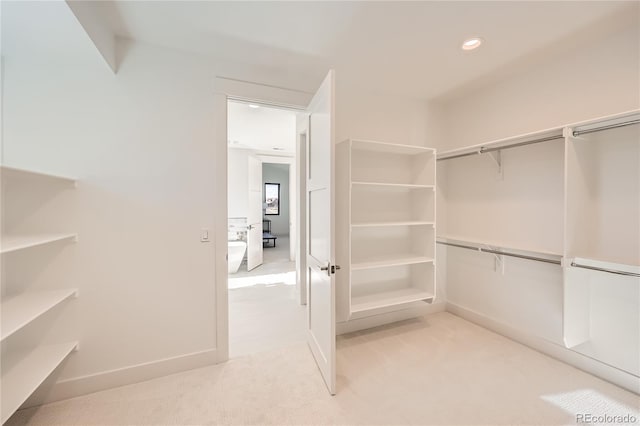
[
  {"left": 437, "top": 235, "right": 562, "bottom": 264},
  {"left": 437, "top": 109, "right": 640, "bottom": 161},
  {"left": 351, "top": 181, "right": 434, "bottom": 189},
  {"left": 1, "top": 165, "right": 76, "bottom": 185},
  {"left": 437, "top": 127, "right": 564, "bottom": 161},
  {"left": 349, "top": 139, "right": 435, "bottom": 155},
  {"left": 1, "top": 234, "right": 78, "bottom": 254},
  {"left": 1, "top": 289, "right": 78, "bottom": 341},
  {"left": 570, "top": 110, "right": 640, "bottom": 136},
  {"left": 569, "top": 257, "right": 640, "bottom": 277}
]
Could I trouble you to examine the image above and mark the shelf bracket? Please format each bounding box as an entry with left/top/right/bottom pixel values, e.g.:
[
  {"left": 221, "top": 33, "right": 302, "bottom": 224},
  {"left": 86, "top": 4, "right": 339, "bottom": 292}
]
[
  {"left": 480, "top": 246, "right": 505, "bottom": 274},
  {"left": 487, "top": 150, "right": 503, "bottom": 179}
]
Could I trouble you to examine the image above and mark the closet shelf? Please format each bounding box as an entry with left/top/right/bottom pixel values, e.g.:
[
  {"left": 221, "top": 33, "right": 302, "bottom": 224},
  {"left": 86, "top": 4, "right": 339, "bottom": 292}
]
[
  {"left": 351, "top": 181, "right": 435, "bottom": 190},
  {"left": 1, "top": 165, "right": 76, "bottom": 185},
  {"left": 569, "top": 257, "right": 640, "bottom": 277},
  {"left": 1, "top": 289, "right": 78, "bottom": 341},
  {"left": 1, "top": 341, "right": 78, "bottom": 424},
  {"left": 437, "top": 127, "right": 564, "bottom": 161},
  {"left": 352, "top": 255, "right": 434, "bottom": 271},
  {"left": 436, "top": 235, "right": 562, "bottom": 259},
  {"left": 352, "top": 221, "right": 434, "bottom": 228},
  {"left": 350, "top": 139, "right": 435, "bottom": 155},
  {"left": 351, "top": 288, "right": 434, "bottom": 314},
  {"left": 1, "top": 234, "right": 77, "bottom": 254}
]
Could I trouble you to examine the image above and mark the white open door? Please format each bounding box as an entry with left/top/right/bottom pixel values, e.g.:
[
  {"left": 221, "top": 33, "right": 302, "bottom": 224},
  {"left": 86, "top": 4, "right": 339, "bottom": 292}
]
[
  {"left": 247, "top": 155, "right": 263, "bottom": 271},
  {"left": 306, "top": 70, "right": 336, "bottom": 394}
]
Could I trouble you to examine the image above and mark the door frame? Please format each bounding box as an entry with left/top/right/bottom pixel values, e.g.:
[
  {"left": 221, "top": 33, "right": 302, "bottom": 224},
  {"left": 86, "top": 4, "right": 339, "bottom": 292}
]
[{"left": 213, "top": 76, "right": 312, "bottom": 362}]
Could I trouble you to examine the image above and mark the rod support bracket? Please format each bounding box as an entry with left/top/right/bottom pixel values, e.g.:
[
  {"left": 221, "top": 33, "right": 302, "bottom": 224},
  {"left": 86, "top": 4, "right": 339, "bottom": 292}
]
[
  {"left": 479, "top": 247, "right": 505, "bottom": 274},
  {"left": 482, "top": 148, "right": 503, "bottom": 179}
]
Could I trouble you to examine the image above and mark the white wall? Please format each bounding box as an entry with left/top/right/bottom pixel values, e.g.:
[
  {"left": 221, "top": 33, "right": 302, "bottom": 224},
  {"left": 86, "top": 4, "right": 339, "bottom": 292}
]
[
  {"left": 227, "top": 148, "right": 249, "bottom": 219},
  {"left": 439, "top": 24, "right": 640, "bottom": 150},
  {"left": 2, "top": 1, "right": 221, "bottom": 403},
  {"left": 262, "top": 163, "right": 290, "bottom": 236}
]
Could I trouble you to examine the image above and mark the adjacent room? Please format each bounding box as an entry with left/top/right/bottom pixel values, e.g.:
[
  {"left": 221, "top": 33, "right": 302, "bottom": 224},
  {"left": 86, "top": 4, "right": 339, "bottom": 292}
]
[
  {"left": 226, "top": 100, "right": 305, "bottom": 357},
  {"left": 1, "top": 1, "right": 638, "bottom": 425}
]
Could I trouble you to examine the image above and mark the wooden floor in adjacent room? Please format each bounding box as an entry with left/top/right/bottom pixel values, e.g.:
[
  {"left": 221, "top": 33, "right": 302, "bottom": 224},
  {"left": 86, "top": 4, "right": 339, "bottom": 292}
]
[{"left": 7, "top": 312, "right": 639, "bottom": 426}]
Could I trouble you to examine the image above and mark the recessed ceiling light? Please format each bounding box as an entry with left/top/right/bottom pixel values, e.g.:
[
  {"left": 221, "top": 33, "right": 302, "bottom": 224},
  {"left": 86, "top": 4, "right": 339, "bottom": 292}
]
[
  {"left": 272, "top": 147, "right": 284, "bottom": 151},
  {"left": 248, "top": 104, "right": 260, "bottom": 109},
  {"left": 462, "top": 37, "right": 483, "bottom": 51}
]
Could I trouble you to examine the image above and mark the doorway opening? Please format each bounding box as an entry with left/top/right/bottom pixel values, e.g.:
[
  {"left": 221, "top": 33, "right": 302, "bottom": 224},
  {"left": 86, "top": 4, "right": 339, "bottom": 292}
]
[{"left": 226, "top": 99, "right": 305, "bottom": 358}]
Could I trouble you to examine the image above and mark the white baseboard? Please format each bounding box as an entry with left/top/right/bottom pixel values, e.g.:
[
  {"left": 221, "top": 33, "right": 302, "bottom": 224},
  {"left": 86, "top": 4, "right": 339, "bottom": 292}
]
[
  {"left": 446, "top": 302, "right": 640, "bottom": 394},
  {"left": 24, "top": 348, "right": 218, "bottom": 408},
  {"left": 337, "top": 302, "right": 446, "bottom": 335}
]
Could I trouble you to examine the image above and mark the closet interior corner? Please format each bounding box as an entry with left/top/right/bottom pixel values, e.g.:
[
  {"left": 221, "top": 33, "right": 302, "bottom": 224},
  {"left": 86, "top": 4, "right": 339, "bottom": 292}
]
[{"left": 437, "top": 110, "right": 640, "bottom": 382}]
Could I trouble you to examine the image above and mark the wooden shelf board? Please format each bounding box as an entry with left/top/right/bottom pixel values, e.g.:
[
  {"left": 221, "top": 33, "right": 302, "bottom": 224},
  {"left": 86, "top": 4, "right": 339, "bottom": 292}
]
[
  {"left": 1, "top": 234, "right": 77, "bottom": 254},
  {"left": 1, "top": 289, "right": 77, "bottom": 341},
  {"left": 352, "top": 221, "right": 434, "bottom": 228},
  {"left": 349, "top": 139, "right": 435, "bottom": 155},
  {"left": 351, "top": 181, "right": 434, "bottom": 190},
  {"left": 1, "top": 165, "right": 76, "bottom": 185},
  {"left": 352, "top": 255, "right": 434, "bottom": 271},
  {"left": 351, "top": 288, "right": 434, "bottom": 314},
  {"left": 1, "top": 342, "right": 77, "bottom": 424}
]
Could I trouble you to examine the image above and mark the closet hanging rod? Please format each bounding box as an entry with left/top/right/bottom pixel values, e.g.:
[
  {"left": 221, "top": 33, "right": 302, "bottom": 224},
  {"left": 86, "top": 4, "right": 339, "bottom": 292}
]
[
  {"left": 437, "top": 240, "right": 562, "bottom": 265},
  {"left": 437, "top": 134, "right": 564, "bottom": 161},
  {"left": 572, "top": 119, "right": 640, "bottom": 137},
  {"left": 570, "top": 261, "right": 640, "bottom": 278}
]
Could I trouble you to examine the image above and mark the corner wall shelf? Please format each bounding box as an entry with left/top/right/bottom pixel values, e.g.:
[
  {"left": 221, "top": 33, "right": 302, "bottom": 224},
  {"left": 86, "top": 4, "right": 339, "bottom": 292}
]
[
  {"left": 1, "top": 289, "right": 78, "bottom": 341},
  {"left": 1, "top": 341, "right": 78, "bottom": 424},
  {"left": 1, "top": 234, "right": 78, "bottom": 254}
]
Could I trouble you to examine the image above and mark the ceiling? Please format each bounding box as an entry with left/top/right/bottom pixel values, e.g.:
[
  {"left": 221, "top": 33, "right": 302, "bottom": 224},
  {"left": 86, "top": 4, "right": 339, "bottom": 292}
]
[
  {"left": 102, "top": 1, "right": 638, "bottom": 100},
  {"left": 227, "top": 101, "right": 297, "bottom": 154}
]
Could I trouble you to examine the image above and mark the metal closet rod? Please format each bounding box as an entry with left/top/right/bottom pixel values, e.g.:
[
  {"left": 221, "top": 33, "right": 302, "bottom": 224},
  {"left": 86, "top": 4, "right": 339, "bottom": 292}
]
[
  {"left": 572, "top": 119, "right": 640, "bottom": 137},
  {"left": 437, "top": 240, "right": 562, "bottom": 265},
  {"left": 570, "top": 262, "right": 640, "bottom": 278},
  {"left": 437, "top": 134, "right": 564, "bottom": 161}
]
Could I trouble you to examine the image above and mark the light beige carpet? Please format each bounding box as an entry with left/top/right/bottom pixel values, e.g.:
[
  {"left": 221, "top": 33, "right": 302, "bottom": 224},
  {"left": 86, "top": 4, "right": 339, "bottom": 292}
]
[{"left": 7, "top": 312, "right": 640, "bottom": 425}]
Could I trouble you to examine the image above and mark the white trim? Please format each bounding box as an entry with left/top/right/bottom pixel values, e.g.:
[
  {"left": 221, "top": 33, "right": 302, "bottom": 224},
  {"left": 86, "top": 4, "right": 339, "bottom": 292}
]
[
  {"left": 25, "top": 349, "right": 217, "bottom": 407},
  {"left": 213, "top": 92, "right": 229, "bottom": 363},
  {"left": 337, "top": 302, "right": 446, "bottom": 335},
  {"left": 446, "top": 302, "right": 640, "bottom": 394}
]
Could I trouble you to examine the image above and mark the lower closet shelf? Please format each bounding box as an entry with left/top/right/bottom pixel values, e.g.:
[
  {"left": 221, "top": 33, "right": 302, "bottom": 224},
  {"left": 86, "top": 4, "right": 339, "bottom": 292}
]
[
  {"left": 1, "top": 341, "right": 77, "bottom": 423},
  {"left": 351, "top": 288, "right": 434, "bottom": 314}
]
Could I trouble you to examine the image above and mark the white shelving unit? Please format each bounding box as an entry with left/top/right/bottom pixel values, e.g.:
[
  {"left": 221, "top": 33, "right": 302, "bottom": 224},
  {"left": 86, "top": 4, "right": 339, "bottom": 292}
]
[
  {"left": 1, "top": 164, "right": 78, "bottom": 423},
  {"left": 1, "top": 342, "right": 78, "bottom": 424},
  {"left": 337, "top": 139, "right": 436, "bottom": 321}
]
